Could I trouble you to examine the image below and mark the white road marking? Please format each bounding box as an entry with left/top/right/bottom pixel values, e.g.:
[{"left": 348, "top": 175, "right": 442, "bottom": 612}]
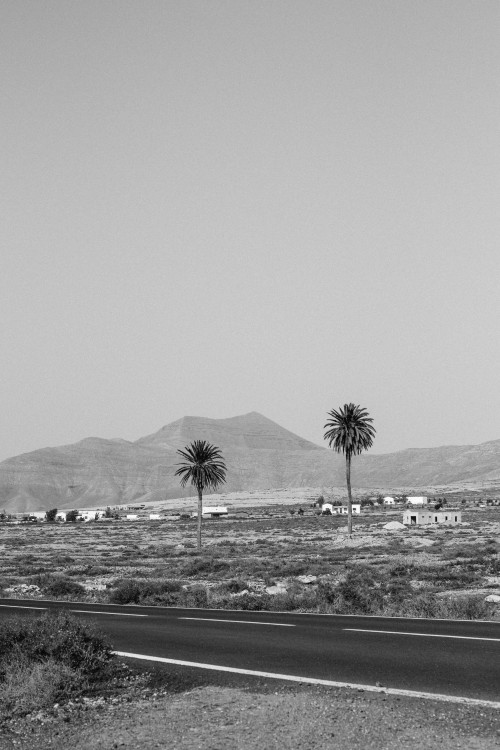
[
  {"left": 179, "top": 617, "right": 295, "bottom": 627},
  {"left": 70, "top": 610, "right": 148, "bottom": 617},
  {"left": 344, "top": 628, "right": 500, "bottom": 642},
  {"left": 112, "top": 652, "right": 500, "bottom": 709},
  {"left": 0, "top": 604, "right": 147, "bottom": 617},
  {"left": 0, "top": 604, "right": 47, "bottom": 610}
]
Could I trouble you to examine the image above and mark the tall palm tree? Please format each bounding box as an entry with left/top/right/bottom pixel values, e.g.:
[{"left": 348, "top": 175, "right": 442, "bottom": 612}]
[
  {"left": 175, "top": 440, "right": 227, "bottom": 551},
  {"left": 324, "top": 404, "right": 375, "bottom": 536}
]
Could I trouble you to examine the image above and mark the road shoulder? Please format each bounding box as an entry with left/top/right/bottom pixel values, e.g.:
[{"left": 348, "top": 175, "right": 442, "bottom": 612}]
[{"left": 1, "top": 665, "right": 499, "bottom": 750}]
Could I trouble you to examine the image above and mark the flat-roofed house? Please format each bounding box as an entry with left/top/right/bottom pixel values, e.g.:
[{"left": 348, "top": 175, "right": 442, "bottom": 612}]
[
  {"left": 406, "top": 496, "right": 429, "bottom": 506},
  {"left": 403, "top": 509, "right": 461, "bottom": 526},
  {"left": 336, "top": 504, "right": 361, "bottom": 515},
  {"left": 202, "top": 506, "right": 228, "bottom": 518},
  {"left": 79, "top": 510, "right": 104, "bottom": 522}
]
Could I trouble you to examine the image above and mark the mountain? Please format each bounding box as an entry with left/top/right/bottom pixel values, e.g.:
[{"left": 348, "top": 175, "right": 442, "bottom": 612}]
[{"left": 0, "top": 412, "right": 499, "bottom": 513}]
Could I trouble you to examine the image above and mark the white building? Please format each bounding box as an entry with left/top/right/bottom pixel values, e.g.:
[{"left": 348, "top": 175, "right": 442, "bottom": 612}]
[
  {"left": 192, "top": 506, "right": 229, "bottom": 518},
  {"left": 336, "top": 504, "right": 361, "bottom": 515},
  {"left": 321, "top": 503, "right": 334, "bottom": 514},
  {"left": 149, "top": 513, "right": 163, "bottom": 520},
  {"left": 403, "top": 509, "right": 461, "bottom": 526},
  {"left": 383, "top": 497, "right": 395, "bottom": 505},
  {"left": 79, "top": 510, "right": 104, "bottom": 522},
  {"left": 203, "top": 506, "right": 228, "bottom": 518},
  {"left": 406, "top": 496, "right": 429, "bottom": 506},
  {"left": 126, "top": 514, "right": 138, "bottom": 520}
]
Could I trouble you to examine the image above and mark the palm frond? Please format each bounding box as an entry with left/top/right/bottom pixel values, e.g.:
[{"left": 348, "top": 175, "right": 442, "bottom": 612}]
[
  {"left": 324, "top": 402, "right": 376, "bottom": 457},
  {"left": 175, "top": 440, "right": 227, "bottom": 491}
]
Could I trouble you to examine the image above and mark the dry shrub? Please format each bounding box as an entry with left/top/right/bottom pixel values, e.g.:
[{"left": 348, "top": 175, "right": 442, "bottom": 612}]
[
  {"left": 0, "top": 657, "right": 80, "bottom": 715},
  {"left": 109, "top": 578, "right": 183, "bottom": 605},
  {"left": 32, "top": 574, "right": 86, "bottom": 599},
  {"left": 0, "top": 611, "right": 117, "bottom": 716},
  {"left": 388, "top": 593, "right": 494, "bottom": 620}
]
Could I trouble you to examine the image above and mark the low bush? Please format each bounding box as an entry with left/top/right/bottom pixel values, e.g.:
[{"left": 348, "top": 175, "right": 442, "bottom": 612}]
[
  {"left": 333, "top": 569, "right": 385, "bottom": 614},
  {"left": 226, "top": 592, "right": 269, "bottom": 611},
  {"left": 0, "top": 611, "right": 117, "bottom": 716},
  {"left": 32, "top": 574, "right": 86, "bottom": 599},
  {"left": 181, "top": 557, "right": 230, "bottom": 577},
  {"left": 0, "top": 658, "right": 80, "bottom": 716},
  {"left": 386, "top": 593, "right": 493, "bottom": 620},
  {"left": 109, "top": 578, "right": 184, "bottom": 606}
]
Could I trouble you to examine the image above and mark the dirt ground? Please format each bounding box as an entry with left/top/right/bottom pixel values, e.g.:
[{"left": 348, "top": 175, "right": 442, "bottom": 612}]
[{"left": 2, "top": 672, "right": 499, "bottom": 750}]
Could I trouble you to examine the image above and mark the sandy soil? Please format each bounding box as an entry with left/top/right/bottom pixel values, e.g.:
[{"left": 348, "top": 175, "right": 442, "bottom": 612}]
[{"left": 2, "top": 678, "right": 500, "bottom": 750}]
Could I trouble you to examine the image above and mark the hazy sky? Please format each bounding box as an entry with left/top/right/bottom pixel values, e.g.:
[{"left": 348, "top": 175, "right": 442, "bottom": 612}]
[{"left": 1, "top": 1, "right": 499, "bottom": 461}]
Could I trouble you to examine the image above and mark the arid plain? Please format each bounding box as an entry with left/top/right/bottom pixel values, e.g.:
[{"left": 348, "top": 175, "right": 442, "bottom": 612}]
[{"left": 2, "top": 499, "right": 499, "bottom": 620}]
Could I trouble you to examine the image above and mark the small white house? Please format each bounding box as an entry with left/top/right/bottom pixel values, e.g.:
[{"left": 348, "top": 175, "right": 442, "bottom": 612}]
[
  {"left": 383, "top": 497, "right": 395, "bottom": 505},
  {"left": 403, "top": 509, "right": 461, "bottom": 526},
  {"left": 407, "top": 496, "right": 429, "bottom": 506},
  {"left": 336, "top": 504, "right": 361, "bottom": 515},
  {"left": 321, "top": 503, "right": 334, "bottom": 514},
  {"left": 149, "top": 513, "right": 163, "bottom": 520},
  {"left": 202, "top": 506, "right": 228, "bottom": 518},
  {"left": 79, "top": 510, "right": 104, "bottom": 522},
  {"left": 126, "top": 514, "right": 138, "bottom": 520},
  {"left": 31, "top": 511, "right": 47, "bottom": 521}
]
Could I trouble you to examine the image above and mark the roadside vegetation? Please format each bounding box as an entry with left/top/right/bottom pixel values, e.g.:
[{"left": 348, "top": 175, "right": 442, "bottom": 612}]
[
  {"left": 0, "top": 611, "right": 118, "bottom": 717},
  {"left": 0, "top": 507, "right": 499, "bottom": 621}
]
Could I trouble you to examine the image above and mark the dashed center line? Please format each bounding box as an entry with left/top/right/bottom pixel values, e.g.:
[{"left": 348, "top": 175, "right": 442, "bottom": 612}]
[
  {"left": 0, "top": 604, "right": 47, "bottom": 610},
  {"left": 179, "top": 617, "right": 295, "bottom": 627},
  {"left": 345, "top": 628, "right": 500, "bottom": 642},
  {"left": 0, "top": 604, "right": 147, "bottom": 617}
]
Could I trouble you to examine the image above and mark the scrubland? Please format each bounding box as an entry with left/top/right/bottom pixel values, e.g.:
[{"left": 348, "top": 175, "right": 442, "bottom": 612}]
[
  {"left": 1, "top": 508, "right": 500, "bottom": 748},
  {"left": 1, "top": 506, "right": 499, "bottom": 620}
]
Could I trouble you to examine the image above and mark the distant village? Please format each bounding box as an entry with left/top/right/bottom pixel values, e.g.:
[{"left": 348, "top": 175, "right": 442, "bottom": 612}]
[{"left": 1, "top": 492, "right": 498, "bottom": 528}]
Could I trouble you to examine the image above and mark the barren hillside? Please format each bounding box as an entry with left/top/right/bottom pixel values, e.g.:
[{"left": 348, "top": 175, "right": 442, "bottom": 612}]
[{"left": 0, "top": 412, "right": 499, "bottom": 512}]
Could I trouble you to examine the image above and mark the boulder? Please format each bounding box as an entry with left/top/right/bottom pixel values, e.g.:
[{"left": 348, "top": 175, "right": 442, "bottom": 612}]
[
  {"left": 485, "top": 594, "right": 500, "bottom": 603},
  {"left": 265, "top": 584, "right": 288, "bottom": 595},
  {"left": 383, "top": 521, "right": 407, "bottom": 531},
  {"left": 297, "top": 575, "right": 318, "bottom": 584}
]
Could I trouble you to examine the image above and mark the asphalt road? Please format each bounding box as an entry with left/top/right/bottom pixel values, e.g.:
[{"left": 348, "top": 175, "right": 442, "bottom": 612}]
[{"left": 1, "top": 598, "right": 499, "bottom": 703}]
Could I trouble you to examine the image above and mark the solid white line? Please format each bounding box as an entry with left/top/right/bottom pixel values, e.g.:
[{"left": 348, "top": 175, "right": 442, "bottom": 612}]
[
  {"left": 70, "top": 610, "right": 148, "bottom": 618},
  {"left": 344, "top": 628, "right": 500, "bottom": 642},
  {"left": 112, "top": 651, "right": 500, "bottom": 709},
  {"left": 0, "top": 604, "right": 47, "bottom": 610},
  {"left": 179, "top": 617, "right": 295, "bottom": 627}
]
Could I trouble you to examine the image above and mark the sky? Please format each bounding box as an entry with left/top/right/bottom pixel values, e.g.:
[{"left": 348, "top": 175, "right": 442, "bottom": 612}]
[{"left": 1, "top": 0, "right": 499, "bottom": 461}]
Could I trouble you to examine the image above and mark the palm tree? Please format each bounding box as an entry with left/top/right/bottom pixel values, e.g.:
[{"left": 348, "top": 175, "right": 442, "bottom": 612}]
[
  {"left": 175, "top": 440, "right": 227, "bottom": 551},
  {"left": 324, "top": 404, "right": 375, "bottom": 536}
]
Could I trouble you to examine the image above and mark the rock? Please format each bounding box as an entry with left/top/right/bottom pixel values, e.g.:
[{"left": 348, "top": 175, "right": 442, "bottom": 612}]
[
  {"left": 383, "top": 521, "right": 407, "bottom": 531},
  {"left": 230, "top": 589, "right": 250, "bottom": 597},
  {"left": 297, "top": 575, "right": 318, "bottom": 584},
  {"left": 485, "top": 594, "right": 500, "bottom": 603},
  {"left": 5, "top": 583, "right": 41, "bottom": 595},
  {"left": 265, "top": 584, "right": 287, "bottom": 595}
]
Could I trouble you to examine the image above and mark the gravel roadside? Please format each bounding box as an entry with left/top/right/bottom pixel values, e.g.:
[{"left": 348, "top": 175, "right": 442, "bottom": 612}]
[{"left": 1, "top": 667, "right": 499, "bottom": 750}]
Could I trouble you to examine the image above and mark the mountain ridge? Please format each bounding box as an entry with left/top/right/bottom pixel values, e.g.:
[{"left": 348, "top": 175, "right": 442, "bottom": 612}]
[{"left": 0, "top": 412, "right": 498, "bottom": 513}]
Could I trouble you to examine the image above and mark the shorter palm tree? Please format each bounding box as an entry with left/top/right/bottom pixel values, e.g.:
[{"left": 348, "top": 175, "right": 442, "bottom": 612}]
[
  {"left": 175, "top": 440, "right": 227, "bottom": 550},
  {"left": 324, "top": 404, "right": 375, "bottom": 536}
]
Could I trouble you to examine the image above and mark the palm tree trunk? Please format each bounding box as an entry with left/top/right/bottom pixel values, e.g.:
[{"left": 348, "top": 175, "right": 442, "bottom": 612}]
[
  {"left": 346, "top": 453, "right": 353, "bottom": 536},
  {"left": 197, "top": 486, "right": 203, "bottom": 551}
]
